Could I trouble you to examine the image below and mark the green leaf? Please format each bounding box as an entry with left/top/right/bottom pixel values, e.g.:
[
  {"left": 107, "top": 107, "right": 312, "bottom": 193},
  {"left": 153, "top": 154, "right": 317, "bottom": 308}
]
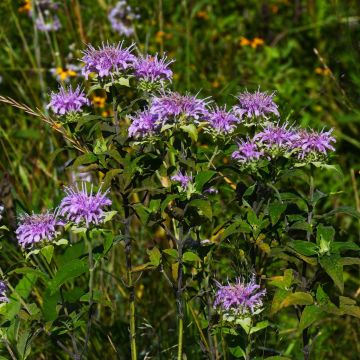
[
  {"left": 288, "top": 240, "right": 318, "bottom": 256},
  {"left": 194, "top": 170, "right": 216, "bottom": 192},
  {"left": 41, "top": 245, "right": 54, "bottom": 264},
  {"left": 42, "top": 289, "right": 60, "bottom": 321},
  {"left": 316, "top": 286, "right": 341, "bottom": 315},
  {"left": 331, "top": 242, "right": 360, "bottom": 253},
  {"left": 221, "top": 220, "right": 252, "bottom": 240},
  {"left": 49, "top": 259, "right": 87, "bottom": 295},
  {"left": 147, "top": 247, "right": 162, "bottom": 266},
  {"left": 163, "top": 248, "right": 178, "bottom": 258},
  {"left": 188, "top": 199, "right": 212, "bottom": 220},
  {"left": 269, "top": 269, "right": 293, "bottom": 290},
  {"left": 73, "top": 153, "right": 97, "bottom": 168},
  {"left": 319, "top": 254, "right": 344, "bottom": 293},
  {"left": 229, "top": 346, "right": 245, "bottom": 359},
  {"left": 93, "top": 137, "right": 107, "bottom": 155},
  {"left": 161, "top": 194, "right": 179, "bottom": 213},
  {"left": 339, "top": 296, "right": 360, "bottom": 318},
  {"left": 250, "top": 320, "right": 269, "bottom": 334},
  {"left": 180, "top": 124, "right": 198, "bottom": 142},
  {"left": 280, "top": 292, "right": 314, "bottom": 309},
  {"left": 269, "top": 202, "right": 287, "bottom": 225},
  {"left": 316, "top": 224, "right": 335, "bottom": 254},
  {"left": 322, "top": 206, "right": 360, "bottom": 220},
  {"left": 103, "top": 169, "right": 123, "bottom": 188},
  {"left": 132, "top": 203, "right": 150, "bottom": 224},
  {"left": 182, "top": 251, "right": 201, "bottom": 263},
  {"left": 341, "top": 257, "right": 360, "bottom": 265},
  {"left": 103, "top": 210, "right": 118, "bottom": 223},
  {"left": 270, "top": 288, "right": 289, "bottom": 315},
  {"left": 298, "top": 305, "right": 325, "bottom": 331}
]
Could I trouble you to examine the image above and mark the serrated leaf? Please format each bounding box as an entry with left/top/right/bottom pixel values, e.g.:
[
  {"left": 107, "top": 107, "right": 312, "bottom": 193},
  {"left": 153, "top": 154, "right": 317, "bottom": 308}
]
[
  {"left": 316, "top": 224, "right": 335, "bottom": 254},
  {"left": 270, "top": 288, "right": 289, "bottom": 315},
  {"left": 147, "top": 247, "right": 161, "bottom": 266},
  {"left": 73, "top": 153, "right": 97, "bottom": 168},
  {"left": 269, "top": 202, "right": 287, "bottom": 225},
  {"left": 250, "top": 320, "right": 269, "bottom": 334},
  {"left": 298, "top": 305, "right": 324, "bottom": 331},
  {"left": 49, "top": 259, "right": 87, "bottom": 295},
  {"left": 41, "top": 245, "right": 54, "bottom": 264},
  {"left": 161, "top": 194, "right": 179, "bottom": 213},
  {"left": 103, "top": 210, "right": 118, "bottom": 223},
  {"left": 331, "top": 242, "right": 360, "bottom": 253},
  {"left": 319, "top": 254, "right": 344, "bottom": 293},
  {"left": 194, "top": 170, "right": 216, "bottom": 192},
  {"left": 288, "top": 240, "right": 318, "bottom": 256},
  {"left": 180, "top": 124, "right": 198, "bottom": 142},
  {"left": 182, "top": 251, "right": 201, "bottom": 263},
  {"left": 188, "top": 199, "right": 212, "bottom": 220},
  {"left": 163, "top": 248, "right": 178, "bottom": 258},
  {"left": 42, "top": 289, "right": 59, "bottom": 321},
  {"left": 280, "top": 292, "right": 313, "bottom": 309}
]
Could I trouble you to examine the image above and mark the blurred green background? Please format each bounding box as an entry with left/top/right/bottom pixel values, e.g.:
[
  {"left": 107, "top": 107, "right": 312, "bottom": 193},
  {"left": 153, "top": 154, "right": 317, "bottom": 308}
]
[{"left": 0, "top": 1, "right": 360, "bottom": 358}]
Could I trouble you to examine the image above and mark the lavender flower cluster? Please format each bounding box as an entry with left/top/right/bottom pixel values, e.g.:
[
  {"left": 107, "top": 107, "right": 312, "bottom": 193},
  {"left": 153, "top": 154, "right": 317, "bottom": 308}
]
[
  {"left": 48, "top": 43, "right": 175, "bottom": 116},
  {"left": 129, "top": 85, "right": 335, "bottom": 163},
  {"left": 34, "top": 0, "right": 61, "bottom": 32},
  {"left": 0, "top": 281, "right": 9, "bottom": 303},
  {"left": 232, "top": 124, "right": 336, "bottom": 165},
  {"left": 108, "top": 1, "right": 140, "bottom": 37},
  {"left": 214, "top": 276, "right": 266, "bottom": 316},
  {"left": 15, "top": 183, "right": 111, "bottom": 248}
]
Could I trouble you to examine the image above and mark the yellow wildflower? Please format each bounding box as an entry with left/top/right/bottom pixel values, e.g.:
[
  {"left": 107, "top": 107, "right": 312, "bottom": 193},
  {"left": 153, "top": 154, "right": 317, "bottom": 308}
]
[
  {"left": 92, "top": 96, "right": 106, "bottom": 108},
  {"left": 19, "top": 0, "right": 31, "bottom": 13}
]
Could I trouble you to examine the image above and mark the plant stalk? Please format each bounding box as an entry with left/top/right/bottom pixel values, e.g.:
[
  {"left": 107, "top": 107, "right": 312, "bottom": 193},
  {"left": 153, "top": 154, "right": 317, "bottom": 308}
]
[
  {"left": 177, "top": 224, "right": 184, "bottom": 360},
  {"left": 124, "top": 196, "right": 137, "bottom": 360}
]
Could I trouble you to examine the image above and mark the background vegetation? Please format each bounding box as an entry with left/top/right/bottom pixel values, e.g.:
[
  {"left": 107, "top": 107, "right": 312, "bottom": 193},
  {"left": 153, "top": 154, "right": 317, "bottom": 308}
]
[{"left": 0, "top": 1, "right": 360, "bottom": 359}]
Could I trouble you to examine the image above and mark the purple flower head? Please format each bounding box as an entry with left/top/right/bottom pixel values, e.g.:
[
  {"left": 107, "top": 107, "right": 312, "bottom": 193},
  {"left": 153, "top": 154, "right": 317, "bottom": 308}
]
[
  {"left": 207, "top": 106, "right": 239, "bottom": 133},
  {"left": 234, "top": 89, "right": 279, "bottom": 120},
  {"left": 59, "top": 183, "right": 112, "bottom": 227},
  {"left": 81, "top": 42, "right": 136, "bottom": 79},
  {"left": 35, "top": 15, "right": 61, "bottom": 32},
  {"left": 255, "top": 122, "right": 297, "bottom": 149},
  {"left": 150, "top": 91, "right": 210, "bottom": 123},
  {"left": 232, "top": 138, "right": 264, "bottom": 163},
  {"left": 48, "top": 85, "right": 89, "bottom": 115},
  {"left": 108, "top": 1, "right": 140, "bottom": 37},
  {"left": 134, "top": 54, "right": 174, "bottom": 83},
  {"left": 171, "top": 171, "right": 192, "bottom": 190},
  {"left": 0, "top": 281, "right": 8, "bottom": 303},
  {"left": 128, "top": 110, "right": 160, "bottom": 138},
  {"left": 214, "top": 276, "right": 266, "bottom": 315},
  {"left": 16, "top": 212, "right": 63, "bottom": 248},
  {"left": 294, "top": 128, "right": 336, "bottom": 159}
]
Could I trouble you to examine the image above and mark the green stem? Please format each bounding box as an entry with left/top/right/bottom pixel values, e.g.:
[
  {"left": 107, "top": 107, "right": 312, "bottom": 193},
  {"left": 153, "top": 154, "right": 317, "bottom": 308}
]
[
  {"left": 177, "top": 224, "right": 184, "bottom": 360},
  {"left": 124, "top": 196, "right": 137, "bottom": 360},
  {"left": 81, "top": 235, "right": 94, "bottom": 359},
  {"left": 177, "top": 317, "right": 183, "bottom": 360}
]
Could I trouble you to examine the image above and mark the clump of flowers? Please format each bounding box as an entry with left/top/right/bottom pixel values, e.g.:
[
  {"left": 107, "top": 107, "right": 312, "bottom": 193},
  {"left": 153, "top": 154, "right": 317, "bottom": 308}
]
[
  {"left": 232, "top": 138, "right": 264, "bottom": 164},
  {"left": 59, "top": 183, "right": 112, "bottom": 226},
  {"left": 34, "top": 0, "right": 61, "bottom": 32},
  {"left": 108, "top": 0, "right": 140, "bottom": 37},
  {"left": 16, "top": 212, "right": 63, "bottom": 248},
  {"left": 294, "top": 128, "right": 336, "bottom": 161},
  {"left": 48, "top": 85, "right": 89, "bottom": 115},
  {"left": 128, "top": 110, "right": 160, "bottom": 139},
  {"left": 134, "top": 54, "right": 174, "bottom": 87},
  {"left": 81, "top": 42, "right": 136, "bottom": 79},
  {"left": 171, "top": 171, "right": 192, "bottom": 190},
  {"left": 214, "top": 276, "right": 266, "bottom": 317},
  {"left": 0, "top": 281, "right": 9, "bottom": 303},
  {"left": 150, "top": 91, "right": 210, "bottom": 124},
  {"left": 234, "top": 89, "right": 279, "bottom": 122},
  {"left": 206, "top": 106, "right": 239, "bottom": 134}
]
